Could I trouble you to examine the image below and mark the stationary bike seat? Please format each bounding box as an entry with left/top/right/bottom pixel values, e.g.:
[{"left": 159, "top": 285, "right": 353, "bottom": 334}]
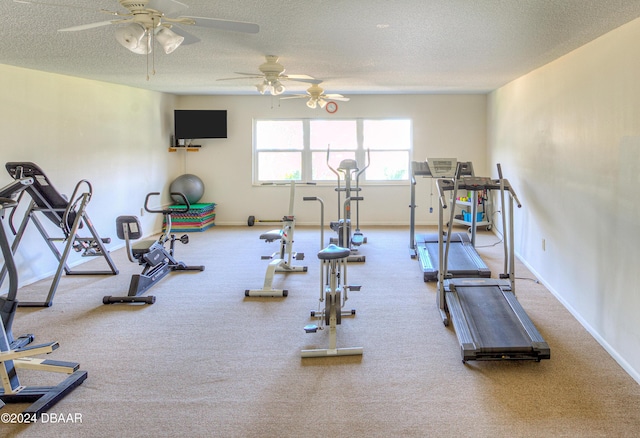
[
  {"left": 259, "top": 229, "right": 283, "bottom": 242},
  {"left": 317, "top": 244, "right": 351, "bottom": 260},
  {"left": 131, "top": 240, "right": 157, "bottom": 256}
]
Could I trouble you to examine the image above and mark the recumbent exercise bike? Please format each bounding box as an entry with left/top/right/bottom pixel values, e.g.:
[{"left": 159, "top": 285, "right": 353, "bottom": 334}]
[{"left": 103, "top": 192, "right": 204, "bottom": 305}]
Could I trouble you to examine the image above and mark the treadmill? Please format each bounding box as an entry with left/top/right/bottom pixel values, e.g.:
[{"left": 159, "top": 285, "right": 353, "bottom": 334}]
[
  {"left": 435, "top": 165, "right": 550, "bottom": 362},
  {"left": 409, "top": 159, "right": 490, "bottom": 281}
]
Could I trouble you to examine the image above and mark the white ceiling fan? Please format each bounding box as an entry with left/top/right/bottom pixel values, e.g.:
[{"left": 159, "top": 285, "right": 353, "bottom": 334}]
[
  {"left": 14, "top": 0, "right": 259, "bottom": 56},
  {"left": 217, "top": 55, "right": 320, "bottom": 96},
  {"left": 280, "top": 83, "right": 350, "bottom": 109}
]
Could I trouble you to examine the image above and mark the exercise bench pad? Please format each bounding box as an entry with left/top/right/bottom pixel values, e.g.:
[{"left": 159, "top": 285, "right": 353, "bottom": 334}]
[{"left": 6, "top": 161, "right": 78, "bottom": 228}]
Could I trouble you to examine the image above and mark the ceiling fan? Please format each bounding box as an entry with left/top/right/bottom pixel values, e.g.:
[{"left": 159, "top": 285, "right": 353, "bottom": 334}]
[
  {"left": 14, "top": 0, "right": 259, "bottom": 55},
  {"left": 280, "top": 83, "right": 350, "bottom": 109},
  {"left": 217, "top": 55, "right": 320, "bottom": 96}
]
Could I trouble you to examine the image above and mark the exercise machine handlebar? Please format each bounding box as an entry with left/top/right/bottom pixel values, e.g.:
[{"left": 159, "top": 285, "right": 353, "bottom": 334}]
[
  {"left": 144, "top": 192, "right": 191, "bottom": 215},
  {"left": 247, "top": 181, "right": 316, "bottom": 226},
  {"left": 436, "top": 178, "right": 450, "bottom": 209},
  {"left": 260, "top": 182, "right": 317, "bottom": 186},
  {"left": 304, "top": 196, "right": 325, "bottom": 250},
  {"left": 496, "top": 163, "right": 520, "bottom": 206},
  {"left": 355, "top": 148, "right": 371, "bottom": 180}
]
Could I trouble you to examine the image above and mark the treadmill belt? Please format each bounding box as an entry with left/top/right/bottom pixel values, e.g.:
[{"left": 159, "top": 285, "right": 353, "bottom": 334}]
[
  {"left": 415, "top": 233, "right": 490, "bottom": 281},
  {"left": 456, "top": 286, "right": 533, "bottom": 351},
  {"left": 425, "top": 242, "right": 480, "bottom": 272}
]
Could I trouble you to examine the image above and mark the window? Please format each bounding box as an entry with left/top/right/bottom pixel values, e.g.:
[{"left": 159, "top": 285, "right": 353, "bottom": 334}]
[
  {"left": 254, "top": 120, "right": 303, "bottom": 180},
  {"left": 254, "top": 118, "right": 411, "bottom": 183}
]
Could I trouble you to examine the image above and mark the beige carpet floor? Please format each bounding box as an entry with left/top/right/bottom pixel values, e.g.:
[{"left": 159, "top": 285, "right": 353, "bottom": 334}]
[{"left": 2, "top": 225, "right": 639, "bottom": 437}]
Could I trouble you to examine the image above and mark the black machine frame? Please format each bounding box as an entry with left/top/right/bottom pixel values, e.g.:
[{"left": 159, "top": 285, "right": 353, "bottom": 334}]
[
  {"left": 0, "top": 176, "right": 87, "bottom": 416},
  {"left": 103, "top": 192, "right": 205, "bottom": 305},
  {"left": 1, "top": 162, "right": 119, "bottom": 307}
]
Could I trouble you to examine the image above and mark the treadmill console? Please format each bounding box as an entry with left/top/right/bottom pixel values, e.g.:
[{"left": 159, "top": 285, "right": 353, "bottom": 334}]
[
  {"left": 411, "top": 161, "right": 433, "bottom": 177},
  {"left": 412, "top": 160, "right": 475, "bottom": 179},
  {"left": 460, "top": 176, "right": 495, "bottom": 190},
  {"left": 426, "top": 158, "right": 457, "bottom": 178}
]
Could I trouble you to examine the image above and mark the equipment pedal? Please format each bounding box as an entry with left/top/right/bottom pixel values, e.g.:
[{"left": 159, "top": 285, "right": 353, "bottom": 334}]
[
  {"left": 352, "top": 233, "right": 365, "bottom": 245},
  {"left": 304, "top": 324, "right": 319, "bottom": 333}
]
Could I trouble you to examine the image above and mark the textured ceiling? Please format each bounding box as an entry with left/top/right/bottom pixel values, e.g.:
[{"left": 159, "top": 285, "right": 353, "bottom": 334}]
[{"left": 2, "top": 0, "right": 640, "bottom": 96}]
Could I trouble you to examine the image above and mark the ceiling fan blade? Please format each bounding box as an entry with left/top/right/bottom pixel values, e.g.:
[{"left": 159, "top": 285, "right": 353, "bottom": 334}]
[
  {"left": 14, "top": 0, "right": 102, "bottom": 11},
  {"left": 280, "top": 95, "right": 308, "bottom": 100},
  {"left": 170, "top": 26, "right": 200, "bottom": 45},
  {"left": 179, "top": 16, "right": 259, "bottom": 34},
  {"left": 327, "top": 96, "right": 350, "bottom": 102},
  {"left": 216, "top": 76, "right": 263, "bottom": 81},
  {"left": 14, "top": 0, "right": 120, "bottom": 17},
  {"left": 283, "top": 76, "right": 322, "bottom": 84},
  {"left": 58, "top": 19, "right": 124, "bottom": 32},
  {"left": 284, "top": 74, "right": 315, "bottom": 80},
  {"left": 147, "top": 0, "right": 189, "bottom": 17}
]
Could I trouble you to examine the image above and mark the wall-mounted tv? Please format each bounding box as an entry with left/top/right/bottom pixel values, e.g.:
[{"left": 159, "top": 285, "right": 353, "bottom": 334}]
[{"left": 174, "top": 110, "right": 227, "bottom": 140}]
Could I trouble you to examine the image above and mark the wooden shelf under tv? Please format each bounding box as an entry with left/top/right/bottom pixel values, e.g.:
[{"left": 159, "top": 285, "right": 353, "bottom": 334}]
[{"left": 168, "top": 146, "right": 201, "bottom": 152}]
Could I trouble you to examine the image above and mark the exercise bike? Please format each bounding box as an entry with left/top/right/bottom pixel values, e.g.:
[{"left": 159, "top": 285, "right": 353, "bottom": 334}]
[
  {"left": 327, "top": 146, "right": 370, "bottom": 262},
  {"left": 103, "top": 192, "right": 205, "bottom": 305},
  {"left": 0, "top": 177, "right": 87, "bottom": 416},
  {"left": 245, "top": 181, "right": 308, "bottom": 297},
  {"left": 301, "top": 196, "right": 362, "bottom": 358}
]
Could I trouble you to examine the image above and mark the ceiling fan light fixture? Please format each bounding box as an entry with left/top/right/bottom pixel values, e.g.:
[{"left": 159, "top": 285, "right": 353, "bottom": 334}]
[
  {"left": 272, "top": 81, "right": 286, "bottom": 95},
  {"left": 306, "top": 99, "right": 317, "bottom": 109},
  {"left": 318, "top": 99, "right": 327, "bottom": 109},
  {"left": 256, "top": 82, "right": 268, "bottom": 94},
  {"left": 115, "top": 23, "right": 151, "bottom": 54},
  {"left": 155, "top": 27, "right": 184, "bottom": 54}
]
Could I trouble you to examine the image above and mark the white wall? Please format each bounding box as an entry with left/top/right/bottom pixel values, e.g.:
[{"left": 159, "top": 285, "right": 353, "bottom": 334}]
[
  {"left": 175, "top": 94, "right": 487, "bottom": 226},
  {"left": 0, "top": 66, "right": 487, "bottom": 287},
  {"left": 0, "top": 64, "right": 181, "bottom": 290},
  {"left": 488, "top": 18, "right": 640, "bottom": 383}
]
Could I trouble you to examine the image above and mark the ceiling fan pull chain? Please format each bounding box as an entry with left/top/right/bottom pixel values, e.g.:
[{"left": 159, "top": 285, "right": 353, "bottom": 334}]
[
  {"left": 145, "top": 35, "right": 150, "bottom": 81},
  {"left": 150, "top": 18, "right": 157, "bottom": 77}
]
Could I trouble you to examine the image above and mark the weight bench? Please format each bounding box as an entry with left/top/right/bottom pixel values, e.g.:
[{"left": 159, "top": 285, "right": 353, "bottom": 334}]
[{"left": 0, "top": 162, "right": 118, "bottom": 307}]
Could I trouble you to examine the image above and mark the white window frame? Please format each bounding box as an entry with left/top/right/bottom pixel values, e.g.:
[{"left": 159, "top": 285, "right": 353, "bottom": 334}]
[{"left": 253, "top": 118, "right": 412, "bottom": 185}]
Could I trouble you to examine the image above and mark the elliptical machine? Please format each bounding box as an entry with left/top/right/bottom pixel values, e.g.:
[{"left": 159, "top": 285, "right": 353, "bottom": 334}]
[{"left": 327, "top": 146, "right": 370, "bottom": 262}]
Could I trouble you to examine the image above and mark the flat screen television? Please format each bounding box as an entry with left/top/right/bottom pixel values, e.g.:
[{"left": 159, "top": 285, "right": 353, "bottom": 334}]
[{"left": 174, "top": 110, "right": 227, "bottom": 140}]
